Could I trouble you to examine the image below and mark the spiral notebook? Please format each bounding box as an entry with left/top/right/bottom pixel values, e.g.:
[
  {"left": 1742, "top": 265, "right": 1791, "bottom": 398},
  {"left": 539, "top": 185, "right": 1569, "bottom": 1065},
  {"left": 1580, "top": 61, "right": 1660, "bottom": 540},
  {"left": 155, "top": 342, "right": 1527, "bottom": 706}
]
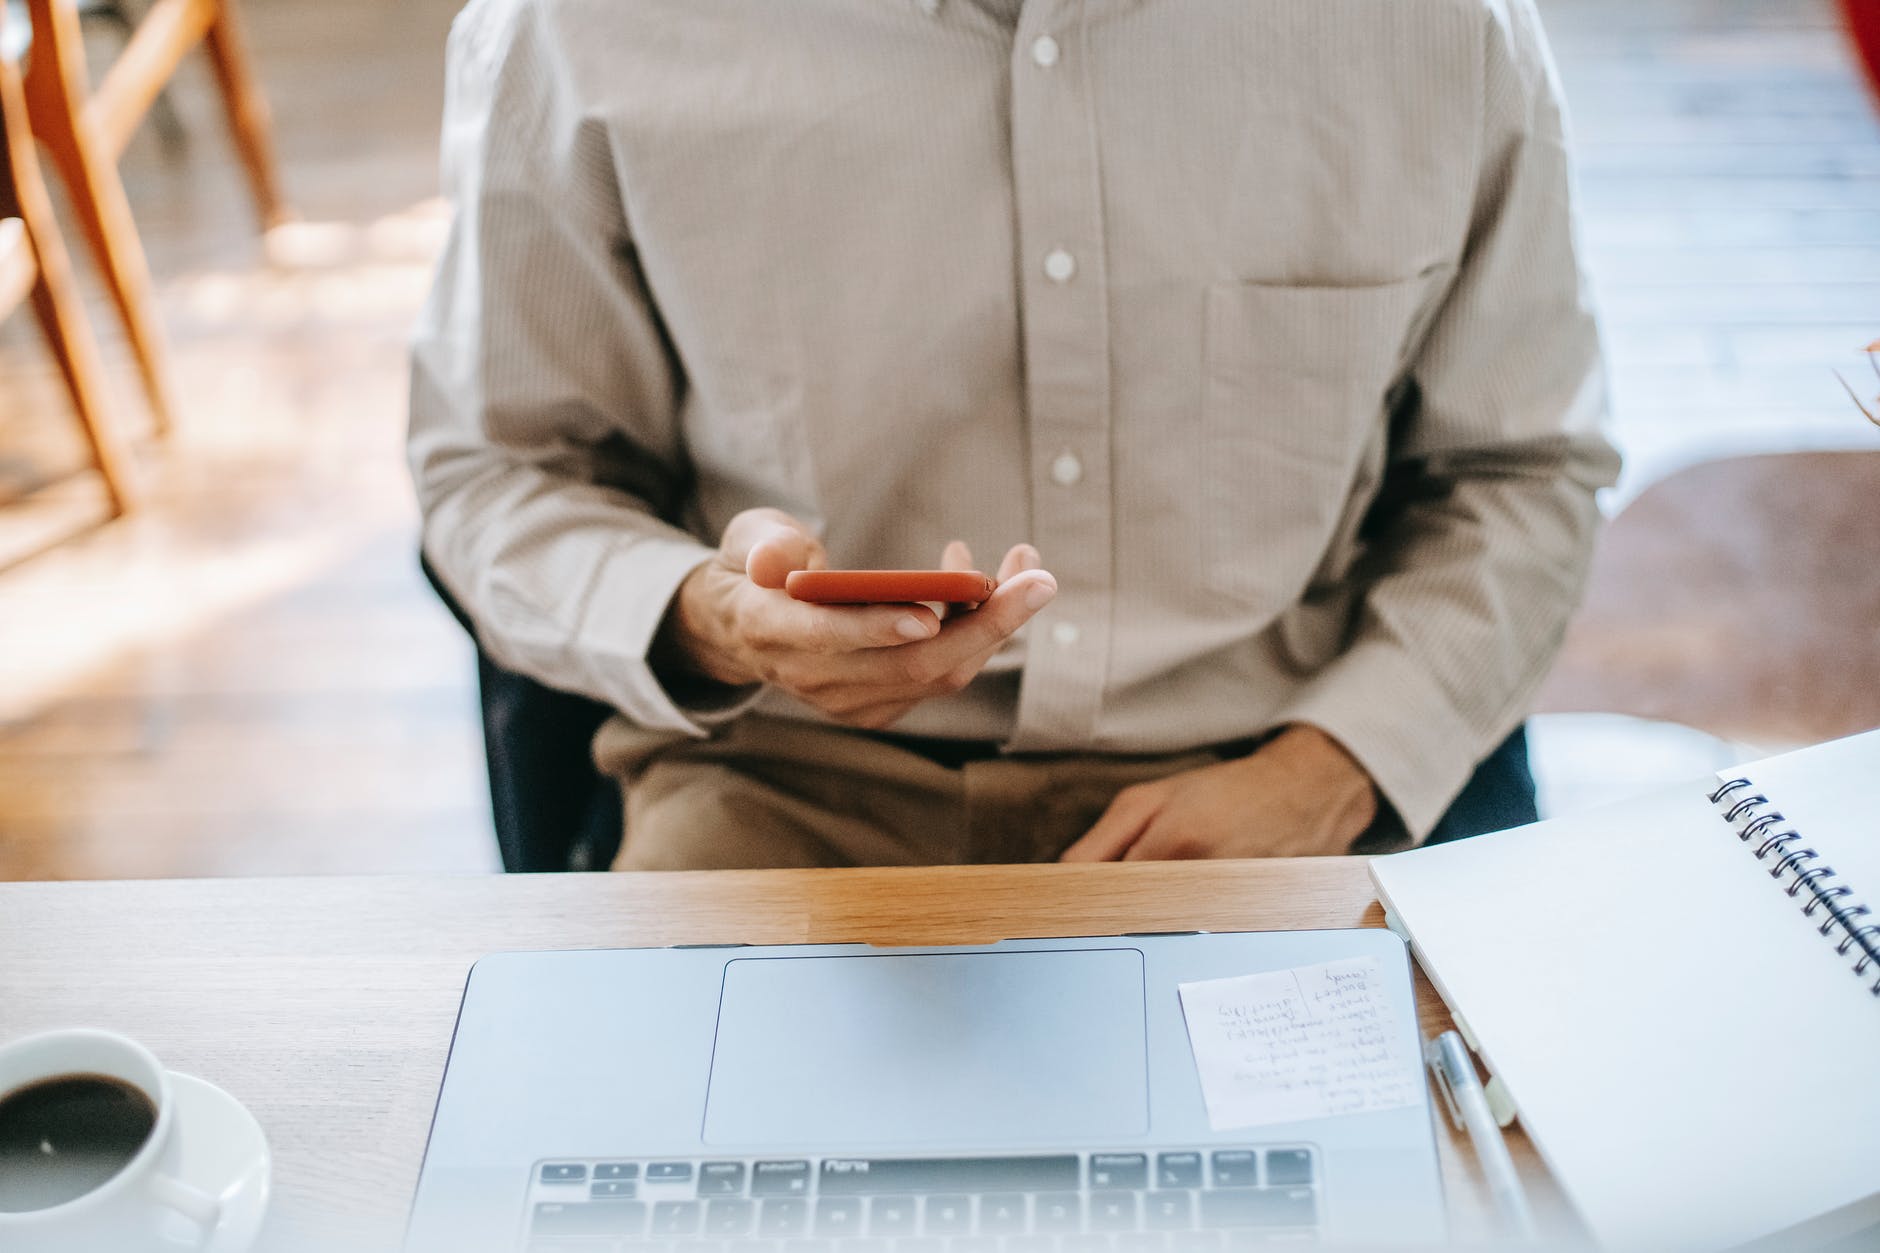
[{"left": 1370, "top": 729, "right": 1880, "bottom": 1251}]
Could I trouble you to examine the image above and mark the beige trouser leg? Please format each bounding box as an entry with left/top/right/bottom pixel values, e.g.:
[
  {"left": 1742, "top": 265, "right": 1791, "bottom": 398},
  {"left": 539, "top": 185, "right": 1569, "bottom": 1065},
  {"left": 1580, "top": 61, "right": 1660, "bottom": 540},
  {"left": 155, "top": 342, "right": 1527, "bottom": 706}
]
[{"left": 594, "top": 715, "right": 1220, "bottom": 870}]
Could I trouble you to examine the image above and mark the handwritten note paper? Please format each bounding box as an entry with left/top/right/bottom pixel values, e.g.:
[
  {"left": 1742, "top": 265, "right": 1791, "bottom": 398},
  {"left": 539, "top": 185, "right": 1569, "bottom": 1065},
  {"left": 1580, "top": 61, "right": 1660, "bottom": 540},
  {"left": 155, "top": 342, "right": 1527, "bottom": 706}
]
[{"left": 1177, "top": 956, "right": 1420, "bottom": 1130}]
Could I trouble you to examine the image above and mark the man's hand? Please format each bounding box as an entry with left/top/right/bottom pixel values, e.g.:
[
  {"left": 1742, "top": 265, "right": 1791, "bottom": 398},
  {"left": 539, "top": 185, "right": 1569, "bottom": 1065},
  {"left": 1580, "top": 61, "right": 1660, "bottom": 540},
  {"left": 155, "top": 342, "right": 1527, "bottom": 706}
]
[
  {"left": 656, "top": 508, "right": 1056, "bottom": 730},
  {"left": 1059, "top": 725, "right": 1379, "bottom": 861}
]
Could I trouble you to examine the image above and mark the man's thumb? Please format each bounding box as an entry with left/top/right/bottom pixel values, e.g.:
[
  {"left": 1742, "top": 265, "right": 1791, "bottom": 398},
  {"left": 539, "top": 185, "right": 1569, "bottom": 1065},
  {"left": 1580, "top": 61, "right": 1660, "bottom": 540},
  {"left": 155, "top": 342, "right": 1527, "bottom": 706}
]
[{"left": 722, "top": 508, "right": 824, "bottom": 588}]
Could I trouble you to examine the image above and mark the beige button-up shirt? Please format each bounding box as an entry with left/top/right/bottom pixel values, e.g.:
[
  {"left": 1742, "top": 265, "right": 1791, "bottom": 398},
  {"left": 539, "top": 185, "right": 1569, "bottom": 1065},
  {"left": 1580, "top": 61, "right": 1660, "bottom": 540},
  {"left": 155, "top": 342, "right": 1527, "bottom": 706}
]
[{"left": 410, "top": 0, "right": 1619, "bottom": 840}]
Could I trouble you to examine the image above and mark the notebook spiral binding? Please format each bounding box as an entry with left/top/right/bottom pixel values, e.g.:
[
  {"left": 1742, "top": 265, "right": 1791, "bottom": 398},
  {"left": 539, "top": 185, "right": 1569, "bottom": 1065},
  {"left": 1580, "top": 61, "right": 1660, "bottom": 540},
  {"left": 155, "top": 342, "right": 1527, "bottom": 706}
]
[{"left": 1709, "top": 778, "right": 1880, "bottom": 997}]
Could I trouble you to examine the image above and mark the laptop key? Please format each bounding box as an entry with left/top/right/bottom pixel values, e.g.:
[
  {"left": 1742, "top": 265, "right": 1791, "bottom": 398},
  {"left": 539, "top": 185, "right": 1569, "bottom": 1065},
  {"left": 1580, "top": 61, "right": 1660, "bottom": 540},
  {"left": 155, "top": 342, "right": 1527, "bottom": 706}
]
[
  {"left": 1002, "top": 1237, "right": 1056, "bottom": 1253},
  {"left": 1088, "top": 1155, "right": 1148, "bottom": 1191},
  {"left": 1199, "top": 1189, "right": 1317, "bottom": 1230},
  {"left": 1143, "top": 1192, "right": 1192, "bottom": 1231},
  {"left": 754, "top": 1162, "right": 813, "bottom": 1197},
  {"left": 1209, "top": 1153, "right": 1256, "bottom": 1189},
  {"left": 1116, "top": 1235, "right": 1168, "bottom": 1253},
  {"left": 923, "top": 1197, "right": 972, "bottom": 1236},
  {"left": 950, "top": 1238, "right": 1000, "bottom": 1253},
  {"left": 708, "top": 1200, "right": 757, "bottom": 1236},
  {"left": 1168, "top": 1233, "right": 1222, "bottom": 1253},
  {"left": 822, "top": 1159, "right": 1080, "bottom": 1196},
  {"left": 1062, "top": 1236, "right": 1111, "bottom": 1253},
  {"left": 870, "top": 1198, "right": 918, "bottom": 1237},
  {"left": 535, "top": 1200, "right": 649, "bottom": 1237},
  {"left": 1155, "top": 1155, "right": 1201, "bottom": 1190},
  {"left": 674, "top": 1241, "right": 727, "bottom": 1253},
  {"left": 594, "top": 1181, "right": 640, "bottom": 1200},
  {"left": 1262, "top": 1153, "right": 1312, "bottom": 1187},
  {"left": 894, "top": 1238, "right": 944, "bottom": 1253},
  {"left": 979, "top": 1195, "right": 1027, "bottom": 1235},
  {"left": 817, "top": 1198, "right": 865, "bottom": 1236},
  {"left": 1032, "top": 1195, "right": 1081, "bottom": 1234},
  {"left": 649, "top": 1164, "right": 696, "bottom": 1183},
  {"left": 702, "top": 1163, "right": 748, "bottom": 1196},
  {"left": 1089, "top": 1194, "right": 1136, "bottom": 1233},
  {"left": 727, "top": 1240, "right": 781, "bottom": 1253},
  {"left": 598, "top": 1164, "right": 642, "bottom": 1182},
  {"left": 541, "top": 1164, "right": 589, "bottom": 1184},
  {"left": 837, "top": 1240, "right": 890, "bottom": 1253},
  {"left": 762, "top": 1199, "right": 810, "bottom": 1237},
  {"left": 1223, "top": 1234, "right": 1315, "bottom": 1250},
  {"left": 655, "top": 1202, "right": 704, "bottom": 1236}
]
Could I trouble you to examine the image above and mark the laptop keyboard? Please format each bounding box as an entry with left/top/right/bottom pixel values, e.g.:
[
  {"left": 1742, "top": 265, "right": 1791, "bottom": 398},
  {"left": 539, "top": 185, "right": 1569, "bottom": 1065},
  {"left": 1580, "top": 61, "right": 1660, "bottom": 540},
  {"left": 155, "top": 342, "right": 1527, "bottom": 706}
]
[{"left": 522, "top": 1151, "right": 1321, "bottom": 1251}]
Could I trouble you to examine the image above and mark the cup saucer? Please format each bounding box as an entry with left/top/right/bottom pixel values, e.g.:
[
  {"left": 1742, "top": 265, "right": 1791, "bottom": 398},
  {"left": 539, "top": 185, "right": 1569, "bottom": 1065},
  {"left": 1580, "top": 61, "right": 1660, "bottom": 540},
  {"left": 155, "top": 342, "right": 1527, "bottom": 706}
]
[{"left": 153, "top": 1071, "right": 272, "bottom": 1252}]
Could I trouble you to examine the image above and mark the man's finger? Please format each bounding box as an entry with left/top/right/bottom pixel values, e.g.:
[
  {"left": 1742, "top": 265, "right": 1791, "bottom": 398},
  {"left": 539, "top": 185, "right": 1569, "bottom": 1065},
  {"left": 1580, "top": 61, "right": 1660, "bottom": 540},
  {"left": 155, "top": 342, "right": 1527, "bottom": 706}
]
[
  {"left": 935, "top": 541, "right": 977, "bottom": 621},
  {"left": 1060, "top": 790, "right": 1156, "bottom": 862},
  {"left": 924, "top": 597, "right": 1035, "bottom": 692},
  {"left": 837, "top": 699, "right": 921, "bottom": 731},
  {"left": 996, "top": 544, "right": 1040, "bottom": 583},
  {"left": 744, "top": 523, "right": 828, "bottom": 589},
  {"left": 1121, "top": 819, "right": 1207, "bottom": 862},
  {"left": 757, "top": 599, "right": 942, "bottom": 655},
  {"left": 919, "top": 568, "right": 1056, "bottom": 665},
  {"left": 718, "top": 507, "right": 827, "bottom": 588},
  {"left": 720, "top": 508, "right": 809, "bottom": 569},
  {"left": 806, "top": 570, "right": 1052, "bottom": 691}
]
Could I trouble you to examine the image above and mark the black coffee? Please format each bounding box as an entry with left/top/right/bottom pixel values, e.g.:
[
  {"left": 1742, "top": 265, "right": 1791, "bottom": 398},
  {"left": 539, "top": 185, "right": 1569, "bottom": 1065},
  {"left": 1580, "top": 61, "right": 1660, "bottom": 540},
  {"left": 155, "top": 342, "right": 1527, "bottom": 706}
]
[{"left": 0, "top": 1074, "right": 156, "bottom": 1212}]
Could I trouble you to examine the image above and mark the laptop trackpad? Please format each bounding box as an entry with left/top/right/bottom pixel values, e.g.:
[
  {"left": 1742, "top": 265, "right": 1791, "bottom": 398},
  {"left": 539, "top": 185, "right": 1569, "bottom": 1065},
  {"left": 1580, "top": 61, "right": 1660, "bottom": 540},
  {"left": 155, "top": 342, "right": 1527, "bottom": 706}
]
[{"left": 703, "top": 949, "right": 1149, "bottom": 1146}]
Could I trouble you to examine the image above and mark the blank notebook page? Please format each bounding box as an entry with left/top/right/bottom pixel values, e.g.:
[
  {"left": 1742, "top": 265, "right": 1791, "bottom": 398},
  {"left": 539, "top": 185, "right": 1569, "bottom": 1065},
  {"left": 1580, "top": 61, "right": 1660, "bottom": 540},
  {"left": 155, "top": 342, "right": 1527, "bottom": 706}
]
[{"left": 1371, "top": 778, "right": 1879, "bottom": 1251}]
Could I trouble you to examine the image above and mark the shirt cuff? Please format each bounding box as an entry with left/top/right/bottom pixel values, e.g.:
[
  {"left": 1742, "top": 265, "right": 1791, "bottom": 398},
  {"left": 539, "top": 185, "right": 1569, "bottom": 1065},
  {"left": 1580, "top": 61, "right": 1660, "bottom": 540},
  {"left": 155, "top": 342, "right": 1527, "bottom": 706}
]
[
  {"left": 574, "top": 538, "right": 762, "bottom": 736},
  {"left": 1271, "top": 638, "right": 1498, "bottom": 843}
]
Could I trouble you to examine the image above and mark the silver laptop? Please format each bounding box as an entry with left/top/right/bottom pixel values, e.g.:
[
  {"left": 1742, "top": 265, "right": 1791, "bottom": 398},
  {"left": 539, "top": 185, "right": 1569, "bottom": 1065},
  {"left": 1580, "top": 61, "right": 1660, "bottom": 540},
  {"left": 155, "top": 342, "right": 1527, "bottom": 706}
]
[{"left": 406, "top": 930, "right": 1446, "bottom": 1252}]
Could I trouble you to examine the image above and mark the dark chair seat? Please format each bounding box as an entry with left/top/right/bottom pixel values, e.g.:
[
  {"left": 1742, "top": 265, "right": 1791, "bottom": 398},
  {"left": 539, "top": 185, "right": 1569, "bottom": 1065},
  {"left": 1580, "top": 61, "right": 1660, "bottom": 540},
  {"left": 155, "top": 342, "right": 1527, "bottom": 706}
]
[{"left": 422, "top": 555, "right": 623, "bottom": 872}]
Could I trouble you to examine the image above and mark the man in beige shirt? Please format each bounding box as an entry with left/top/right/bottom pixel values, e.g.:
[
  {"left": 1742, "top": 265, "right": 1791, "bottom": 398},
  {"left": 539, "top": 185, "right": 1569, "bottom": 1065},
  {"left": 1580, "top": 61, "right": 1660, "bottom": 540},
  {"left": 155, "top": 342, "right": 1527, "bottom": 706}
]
[{"left": 410, "top": 0, "right": 1619, "bottom": 869}]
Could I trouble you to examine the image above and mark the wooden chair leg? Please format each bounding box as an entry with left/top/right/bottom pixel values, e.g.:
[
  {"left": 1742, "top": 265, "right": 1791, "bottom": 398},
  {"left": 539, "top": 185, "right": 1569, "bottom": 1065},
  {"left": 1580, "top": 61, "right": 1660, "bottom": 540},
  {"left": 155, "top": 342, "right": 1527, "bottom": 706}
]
[
  {"left": 33, "top": 115, "right": 178, "bottom": 437},
  {"left": 27, "top": 247, "right": 141, "bottom": 516},
  {"left": 22, "top": 10, "right": 180, "bottom": 436},
  {"left": 4, "top": 52, "right": 139, "bottom": 514},
  {"left": 201, "top": 0, "right": 288, "bottom": 230}
]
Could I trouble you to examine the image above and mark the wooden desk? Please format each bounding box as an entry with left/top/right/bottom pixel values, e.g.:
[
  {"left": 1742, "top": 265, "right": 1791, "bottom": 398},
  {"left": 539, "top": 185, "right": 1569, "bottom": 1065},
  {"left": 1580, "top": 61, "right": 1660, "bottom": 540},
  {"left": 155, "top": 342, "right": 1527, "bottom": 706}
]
[{"left": 0, "top": 861, "right": 1572, "bottom": 1249}]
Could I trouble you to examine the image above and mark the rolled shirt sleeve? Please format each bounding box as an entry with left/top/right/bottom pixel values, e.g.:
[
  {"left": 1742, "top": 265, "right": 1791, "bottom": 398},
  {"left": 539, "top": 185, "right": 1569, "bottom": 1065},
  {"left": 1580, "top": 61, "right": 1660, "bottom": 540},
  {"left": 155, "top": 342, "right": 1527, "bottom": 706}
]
[
  {"left": 1274, "top": 0, "right": 1622, "bottom": 840},
  {"left": 408, "top": 0, "right": 752, "bottom": 736}
]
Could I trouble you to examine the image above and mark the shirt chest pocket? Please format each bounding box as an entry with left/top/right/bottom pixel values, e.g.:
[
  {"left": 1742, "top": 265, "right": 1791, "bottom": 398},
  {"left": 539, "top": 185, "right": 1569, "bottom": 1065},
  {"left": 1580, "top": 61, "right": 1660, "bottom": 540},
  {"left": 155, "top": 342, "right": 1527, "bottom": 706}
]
[{"left": 1200, "top": 272, "right": 1444, "bottom": 612}]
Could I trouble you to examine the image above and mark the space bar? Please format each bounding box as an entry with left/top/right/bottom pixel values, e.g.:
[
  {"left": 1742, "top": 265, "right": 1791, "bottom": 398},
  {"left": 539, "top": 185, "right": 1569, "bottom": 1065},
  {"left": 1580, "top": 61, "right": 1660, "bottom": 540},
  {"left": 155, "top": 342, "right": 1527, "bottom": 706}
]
[{"left": 817, "top": 1156, "right": 1081, "bottom": 1194}]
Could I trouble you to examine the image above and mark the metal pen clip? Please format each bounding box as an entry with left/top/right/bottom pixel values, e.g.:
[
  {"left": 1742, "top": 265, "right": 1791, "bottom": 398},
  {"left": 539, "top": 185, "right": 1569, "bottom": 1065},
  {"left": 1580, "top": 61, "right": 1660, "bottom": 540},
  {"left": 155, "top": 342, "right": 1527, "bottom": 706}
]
[
  {"left": 1423, "top": 1036, "right": 1465, "bottom": 1130},
  {"left": 1425, "top": 1030, "right": 1536, "bottom": 1240}
]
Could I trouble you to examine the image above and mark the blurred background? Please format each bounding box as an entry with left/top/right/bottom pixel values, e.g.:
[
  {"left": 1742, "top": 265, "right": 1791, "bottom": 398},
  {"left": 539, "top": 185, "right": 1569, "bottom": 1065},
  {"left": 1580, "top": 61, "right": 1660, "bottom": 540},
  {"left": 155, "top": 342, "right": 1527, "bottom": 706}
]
[{"left": 1, "top": 0, "right": 1877, "bottom": 880}]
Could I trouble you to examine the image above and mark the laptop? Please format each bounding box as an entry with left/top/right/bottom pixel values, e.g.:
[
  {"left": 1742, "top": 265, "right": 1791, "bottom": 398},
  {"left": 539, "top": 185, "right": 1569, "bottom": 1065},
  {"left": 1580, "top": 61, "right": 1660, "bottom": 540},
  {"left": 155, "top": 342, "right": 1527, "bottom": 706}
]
[{"left": 406, "top": 929, "right": 1446, "bottom": 1252}]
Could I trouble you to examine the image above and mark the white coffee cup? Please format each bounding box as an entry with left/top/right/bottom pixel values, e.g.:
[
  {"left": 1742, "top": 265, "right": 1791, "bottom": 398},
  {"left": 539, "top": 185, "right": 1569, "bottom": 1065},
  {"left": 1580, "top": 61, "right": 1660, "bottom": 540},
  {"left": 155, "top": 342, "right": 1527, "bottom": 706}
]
[{"left": 0, "top": 1029, "right": 221, "bottom": 1251}]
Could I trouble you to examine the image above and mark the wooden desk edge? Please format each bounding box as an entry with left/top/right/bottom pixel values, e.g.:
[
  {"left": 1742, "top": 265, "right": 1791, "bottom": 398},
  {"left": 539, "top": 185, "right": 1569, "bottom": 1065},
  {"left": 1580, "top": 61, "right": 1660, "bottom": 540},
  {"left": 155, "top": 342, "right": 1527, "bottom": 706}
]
[{"left": 0, "top": 860, "right": 1573, "bottom": 1247}]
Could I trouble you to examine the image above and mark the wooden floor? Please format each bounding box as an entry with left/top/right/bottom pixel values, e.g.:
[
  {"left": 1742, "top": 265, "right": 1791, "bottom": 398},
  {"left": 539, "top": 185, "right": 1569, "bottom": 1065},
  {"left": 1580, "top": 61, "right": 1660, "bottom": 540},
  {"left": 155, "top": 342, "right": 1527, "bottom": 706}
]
[
  {"left": 1, "top": 0, "right": 1878, "bottom": 879},
  {"left": 0, "top": 0, "right": 490, "bottom": 878}
]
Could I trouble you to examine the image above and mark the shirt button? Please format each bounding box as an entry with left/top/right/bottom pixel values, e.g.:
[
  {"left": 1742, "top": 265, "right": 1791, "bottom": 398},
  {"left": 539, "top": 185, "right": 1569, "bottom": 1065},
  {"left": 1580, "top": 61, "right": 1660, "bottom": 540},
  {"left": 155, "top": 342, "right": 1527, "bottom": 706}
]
[
  {"left": 1043, "top": 249, "right": 1076, "bottom": 283},
  {"left": 1052, "top": 621, "right": 1082, "bottom": 647},
  {"left": 1050, "top": 451, "right": 1084, "bottom": 487},
  {"left": 1030, "top": 35, "right": 1061, "bottom": 68}
]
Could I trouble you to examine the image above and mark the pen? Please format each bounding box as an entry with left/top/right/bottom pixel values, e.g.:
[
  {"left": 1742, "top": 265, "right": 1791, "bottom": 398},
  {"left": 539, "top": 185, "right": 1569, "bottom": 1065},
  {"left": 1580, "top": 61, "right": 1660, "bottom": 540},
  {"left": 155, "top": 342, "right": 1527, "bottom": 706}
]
[{"left": 1426, "top": 1029, "right": 1537, "bottom": 1241}]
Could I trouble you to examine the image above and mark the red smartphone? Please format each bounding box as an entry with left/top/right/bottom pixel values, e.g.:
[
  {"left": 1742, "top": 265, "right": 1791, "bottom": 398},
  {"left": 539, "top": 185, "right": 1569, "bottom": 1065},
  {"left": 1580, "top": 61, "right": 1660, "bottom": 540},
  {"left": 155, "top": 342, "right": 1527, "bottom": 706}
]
[{"left": 785, "top": 569, "right": 997, "bottom": 605}]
